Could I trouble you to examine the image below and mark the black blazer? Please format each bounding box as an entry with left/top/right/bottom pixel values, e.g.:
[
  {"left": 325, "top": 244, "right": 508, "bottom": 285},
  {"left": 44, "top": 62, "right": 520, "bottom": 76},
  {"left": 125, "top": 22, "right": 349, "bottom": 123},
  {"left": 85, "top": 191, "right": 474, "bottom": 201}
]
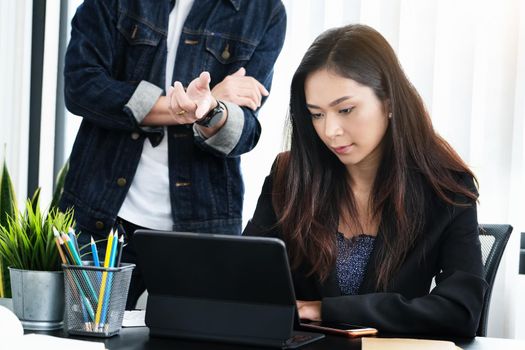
[{"left": 243, "top": 166, "right": 487, "bottom": 338}]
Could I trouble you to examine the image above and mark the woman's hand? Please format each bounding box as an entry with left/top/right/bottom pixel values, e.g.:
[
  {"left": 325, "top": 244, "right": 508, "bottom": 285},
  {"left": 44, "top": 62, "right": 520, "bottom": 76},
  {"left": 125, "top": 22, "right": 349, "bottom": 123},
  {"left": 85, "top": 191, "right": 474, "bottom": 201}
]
[{"left": 297, "top": 300, "right": 322, "bottom": 321}]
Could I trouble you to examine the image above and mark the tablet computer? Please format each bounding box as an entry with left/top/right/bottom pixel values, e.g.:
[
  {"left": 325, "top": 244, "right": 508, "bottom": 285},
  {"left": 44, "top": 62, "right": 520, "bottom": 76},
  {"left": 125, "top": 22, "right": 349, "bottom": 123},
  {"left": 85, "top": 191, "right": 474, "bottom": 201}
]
[{"left": 134, "top": 230, "right": 324, "bottom": 349}]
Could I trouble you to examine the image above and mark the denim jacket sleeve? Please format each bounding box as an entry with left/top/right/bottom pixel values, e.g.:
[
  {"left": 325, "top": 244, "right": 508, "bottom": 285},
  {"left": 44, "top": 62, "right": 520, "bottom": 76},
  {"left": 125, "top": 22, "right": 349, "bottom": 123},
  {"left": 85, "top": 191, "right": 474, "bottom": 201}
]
[
  {"left": 193, "top": 2, "right": 287, "bottom": 158},
  {"left": 64, "top": 0, "right": 160, "bottom": 132}
]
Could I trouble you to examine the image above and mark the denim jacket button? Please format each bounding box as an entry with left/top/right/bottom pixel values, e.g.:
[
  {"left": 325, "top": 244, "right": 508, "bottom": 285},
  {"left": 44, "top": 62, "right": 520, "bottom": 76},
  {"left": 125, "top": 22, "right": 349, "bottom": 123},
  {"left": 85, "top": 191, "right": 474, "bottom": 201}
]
[
  {"left": 95, "top": 221, "right": 104, "bottom": 230},
  {"left": 221, "top": 45, "right": 231, "bottom": 60},
  {"left": 117, "top": 177, "right": 127, "bottom": 187},
  {"left": 131, "top": 132, "right": 140, "bottom": 140}
]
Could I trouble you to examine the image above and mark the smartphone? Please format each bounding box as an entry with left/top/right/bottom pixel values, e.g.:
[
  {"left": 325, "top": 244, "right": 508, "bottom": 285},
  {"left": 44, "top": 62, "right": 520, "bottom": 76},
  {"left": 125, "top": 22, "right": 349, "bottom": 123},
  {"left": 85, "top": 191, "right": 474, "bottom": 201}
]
[{"left": 300, "top": 320, "right": 378, "bottom": 337}]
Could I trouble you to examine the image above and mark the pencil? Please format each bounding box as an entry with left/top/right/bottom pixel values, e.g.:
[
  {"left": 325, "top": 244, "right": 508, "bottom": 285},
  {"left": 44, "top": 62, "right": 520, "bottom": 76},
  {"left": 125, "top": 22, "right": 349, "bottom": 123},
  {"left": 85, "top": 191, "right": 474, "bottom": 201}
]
[
  {"left": 62, "top": 233, "right": 99, "bottom": 304},
  {"left": 81, "top": 297, "right": 91, "bottom": 331},
  {"left": 53, "top": 228, "right": 67, "bottom": 264},
  {"left": 68, "top": 227, "right": 80, "bottom": 255},
  {"left": 95, "top": 230, "right": 114, "bottom": 329},
  {"left": 115, "top": 235, "right": 124, "bottom": 268},
  {"left": 117, "top": 221, "right": 127, "bottom": 239},
  {"left": 55, "top": 228, "right": 95, "bottom": 322},
  {"left": 100, "top": 231, "right": 119, "bottom": 330},
  {"left": 54, "top": 227, "right": 74, "bottom": 263},
  {"left": 90, "top": 236, "right": 101, "bottom": 267},
  {"left": 91, "top": 235, "right": 103, "bottom": 287}
]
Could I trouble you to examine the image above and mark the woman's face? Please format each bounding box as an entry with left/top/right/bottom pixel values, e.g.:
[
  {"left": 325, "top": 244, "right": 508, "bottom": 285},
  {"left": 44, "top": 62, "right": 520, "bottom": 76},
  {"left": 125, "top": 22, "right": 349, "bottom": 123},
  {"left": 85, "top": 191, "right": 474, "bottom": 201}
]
[{"left": 305, "top": 69, "right": 389, "bottom": 172}]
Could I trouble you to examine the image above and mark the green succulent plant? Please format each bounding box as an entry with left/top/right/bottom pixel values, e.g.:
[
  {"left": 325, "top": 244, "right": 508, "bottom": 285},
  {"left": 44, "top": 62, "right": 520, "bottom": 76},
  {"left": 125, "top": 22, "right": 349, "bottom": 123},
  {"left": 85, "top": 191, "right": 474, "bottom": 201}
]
[
  {"left": 0, "top": 152, "right": 71, "bottom": 297},
  {"left": 0, "top": 189, "right": 75, "bottom": 271}
]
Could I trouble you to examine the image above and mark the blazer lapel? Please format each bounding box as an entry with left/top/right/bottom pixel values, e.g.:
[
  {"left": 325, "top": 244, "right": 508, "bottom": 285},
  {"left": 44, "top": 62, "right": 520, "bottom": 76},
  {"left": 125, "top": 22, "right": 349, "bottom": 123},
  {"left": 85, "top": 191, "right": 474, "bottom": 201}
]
[{"left": 316, "top": 268, "right": 341, "bottom": 297}]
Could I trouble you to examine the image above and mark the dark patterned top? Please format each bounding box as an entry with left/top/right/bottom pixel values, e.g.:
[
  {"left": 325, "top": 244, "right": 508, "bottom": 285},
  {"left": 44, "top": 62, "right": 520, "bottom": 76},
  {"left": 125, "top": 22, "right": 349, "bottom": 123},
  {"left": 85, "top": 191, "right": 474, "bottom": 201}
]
[{"left": 335, "top": 233, "right": 376, "bottom": 295}]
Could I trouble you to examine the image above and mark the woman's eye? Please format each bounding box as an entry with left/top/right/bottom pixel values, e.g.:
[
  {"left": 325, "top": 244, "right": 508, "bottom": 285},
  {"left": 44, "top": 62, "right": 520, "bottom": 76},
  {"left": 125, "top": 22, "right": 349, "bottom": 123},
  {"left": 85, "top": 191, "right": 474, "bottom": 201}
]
[
  {"left": 310, "top": 113, "right": 323, "bottom": 120},
  {"left": 339, "top": 107, "right": 354, "bottom": 114}
]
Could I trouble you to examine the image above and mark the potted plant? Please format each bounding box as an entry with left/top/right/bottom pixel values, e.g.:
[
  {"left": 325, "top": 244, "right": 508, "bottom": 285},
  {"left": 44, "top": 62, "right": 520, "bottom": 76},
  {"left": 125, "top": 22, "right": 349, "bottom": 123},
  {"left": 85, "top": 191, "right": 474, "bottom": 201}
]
[
  {"left": 0, "top": 157, "right": 74, "bottom": 330},
  {"left": 0, "top": 155, "right": 17, "bottom": 299},
  {"left": 0, "top": 155, "right": 69, "bottom": 299}
]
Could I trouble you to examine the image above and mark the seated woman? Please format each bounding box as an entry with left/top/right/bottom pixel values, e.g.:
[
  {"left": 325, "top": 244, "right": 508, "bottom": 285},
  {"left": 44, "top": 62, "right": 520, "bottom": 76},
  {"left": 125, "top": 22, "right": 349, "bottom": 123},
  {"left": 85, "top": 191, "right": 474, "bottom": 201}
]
[{"left": 243, "top": 24, "right": 486, "bottom": 337}]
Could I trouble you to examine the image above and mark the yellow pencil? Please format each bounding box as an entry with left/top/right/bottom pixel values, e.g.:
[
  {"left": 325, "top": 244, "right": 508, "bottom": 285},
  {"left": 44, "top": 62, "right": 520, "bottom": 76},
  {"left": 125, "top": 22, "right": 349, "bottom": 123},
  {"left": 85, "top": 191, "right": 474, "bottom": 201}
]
[{"left": 94, "top": 230, "right": 114, "bottom": 330}]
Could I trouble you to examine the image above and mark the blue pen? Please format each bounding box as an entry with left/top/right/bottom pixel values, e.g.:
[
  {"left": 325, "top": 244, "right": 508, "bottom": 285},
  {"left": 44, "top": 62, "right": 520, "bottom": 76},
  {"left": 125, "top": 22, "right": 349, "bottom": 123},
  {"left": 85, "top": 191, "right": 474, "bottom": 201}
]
[{"left": 99, "top": 231, "right": 119, "bottom": 330}]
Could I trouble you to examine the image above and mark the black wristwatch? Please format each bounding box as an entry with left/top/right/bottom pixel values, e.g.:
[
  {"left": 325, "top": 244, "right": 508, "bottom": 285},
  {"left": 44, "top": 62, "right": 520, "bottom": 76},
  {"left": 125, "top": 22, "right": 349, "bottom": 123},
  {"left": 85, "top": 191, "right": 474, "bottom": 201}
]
[{"left": 196, "top": 100, "right": 225, "bottom": 128}]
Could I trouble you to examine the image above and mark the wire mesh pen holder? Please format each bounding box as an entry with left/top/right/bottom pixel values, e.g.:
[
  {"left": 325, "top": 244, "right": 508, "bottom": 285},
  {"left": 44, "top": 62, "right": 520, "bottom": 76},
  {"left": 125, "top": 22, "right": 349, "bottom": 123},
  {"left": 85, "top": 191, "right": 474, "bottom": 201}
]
[{"left": 63, "top": 262, "right": 135, "bottom": 337}]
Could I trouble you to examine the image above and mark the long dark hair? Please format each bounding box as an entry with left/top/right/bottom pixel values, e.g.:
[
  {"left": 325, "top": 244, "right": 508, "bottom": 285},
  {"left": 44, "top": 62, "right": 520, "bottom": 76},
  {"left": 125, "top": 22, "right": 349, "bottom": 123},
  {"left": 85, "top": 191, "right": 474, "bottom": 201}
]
[{"left": 272, "top": 24, "right": 478, "bottom": 290}]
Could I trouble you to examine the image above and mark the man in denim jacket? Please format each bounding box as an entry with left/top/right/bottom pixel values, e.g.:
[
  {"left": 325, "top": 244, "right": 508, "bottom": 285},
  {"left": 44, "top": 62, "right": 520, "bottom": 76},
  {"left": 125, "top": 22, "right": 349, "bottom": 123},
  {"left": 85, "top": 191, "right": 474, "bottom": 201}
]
[{"left": 61, "top": 0, "right": 286, "bottom": 308}]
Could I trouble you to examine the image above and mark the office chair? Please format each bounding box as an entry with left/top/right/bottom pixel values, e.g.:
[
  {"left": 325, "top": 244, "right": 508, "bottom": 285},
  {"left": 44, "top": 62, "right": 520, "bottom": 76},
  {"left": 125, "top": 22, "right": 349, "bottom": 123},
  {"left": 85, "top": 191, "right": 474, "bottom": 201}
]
[
  {"left": 476, "top": 224, "right": 513, "bottom": 336},
  {"left": 520, "top": 232, "right": 525, "bottom": 275}
]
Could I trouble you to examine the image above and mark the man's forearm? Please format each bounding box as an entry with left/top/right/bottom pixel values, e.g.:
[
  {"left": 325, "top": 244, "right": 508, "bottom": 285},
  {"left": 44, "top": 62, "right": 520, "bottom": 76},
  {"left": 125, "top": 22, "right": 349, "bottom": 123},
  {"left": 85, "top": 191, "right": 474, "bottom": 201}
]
[{"left": 141, "top": 96, "right": 175, "bottom": 126}]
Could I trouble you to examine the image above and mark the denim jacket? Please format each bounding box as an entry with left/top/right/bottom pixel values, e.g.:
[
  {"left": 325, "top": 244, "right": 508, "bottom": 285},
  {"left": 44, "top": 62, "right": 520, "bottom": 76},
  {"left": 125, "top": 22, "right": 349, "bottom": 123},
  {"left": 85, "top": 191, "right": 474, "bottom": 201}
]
[{"left": 60, "top": 0, "right": 286, "bottom": 237}]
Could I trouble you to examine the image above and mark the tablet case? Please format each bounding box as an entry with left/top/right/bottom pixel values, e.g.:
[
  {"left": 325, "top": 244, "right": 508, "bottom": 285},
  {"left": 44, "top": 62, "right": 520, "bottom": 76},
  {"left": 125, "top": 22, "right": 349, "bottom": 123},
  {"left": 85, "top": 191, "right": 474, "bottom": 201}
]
[{"left": 134, "top": 230, "right": 323, "bottom": 348}]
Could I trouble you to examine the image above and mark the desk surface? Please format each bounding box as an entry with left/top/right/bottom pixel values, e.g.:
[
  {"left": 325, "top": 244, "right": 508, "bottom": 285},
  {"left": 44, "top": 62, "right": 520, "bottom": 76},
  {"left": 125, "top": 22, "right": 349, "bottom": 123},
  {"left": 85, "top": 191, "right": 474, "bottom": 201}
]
[{"left": 42, "top": 327, "right": 525, "bottom": 350}]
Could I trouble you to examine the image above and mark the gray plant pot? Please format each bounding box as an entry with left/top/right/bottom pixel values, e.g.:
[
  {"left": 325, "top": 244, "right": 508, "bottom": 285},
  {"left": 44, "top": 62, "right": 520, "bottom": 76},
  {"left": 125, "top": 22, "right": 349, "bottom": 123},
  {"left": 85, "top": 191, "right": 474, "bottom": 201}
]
[
  {"left": 0, "top": 297, "right": 13, "bottom": 310},
  {"left": 9, "top": 267, "right": 64, "bottom": 330}
]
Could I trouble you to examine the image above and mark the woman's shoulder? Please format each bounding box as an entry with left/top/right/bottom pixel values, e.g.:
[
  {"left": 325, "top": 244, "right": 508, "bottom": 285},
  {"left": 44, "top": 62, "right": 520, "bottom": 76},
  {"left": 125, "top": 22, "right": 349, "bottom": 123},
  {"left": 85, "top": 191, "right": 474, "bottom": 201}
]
[
  {"left": 450, "top": 171, "right": 479, "bottom": 199},
  {"left": 271, "top": 151, "right": 291, "bottom": 170},
  {"left": 412, "top": 170, "right": 478, "bottom": 215},
  {"left": 264, "top": 151, "right": 291, "bottom": 184},
  {"left": 427, "top": 170, "right": 478, "bottom": 210},
  {"left": 456, "top": 171, "right": 477, "bottom": 188},
  {"left": 243, "top": 153, "right": 288, "bottom": 238}
]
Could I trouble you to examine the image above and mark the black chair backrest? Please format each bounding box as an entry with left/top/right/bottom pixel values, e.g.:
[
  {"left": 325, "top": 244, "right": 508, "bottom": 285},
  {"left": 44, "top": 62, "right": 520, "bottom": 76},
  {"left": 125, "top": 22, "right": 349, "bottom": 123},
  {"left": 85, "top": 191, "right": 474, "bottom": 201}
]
[
  {"left": 520, "top": 232, "right": 525, "bottom": 275},
  {"left": 477, "top": 224, "right": 513, "bottom": 336}
]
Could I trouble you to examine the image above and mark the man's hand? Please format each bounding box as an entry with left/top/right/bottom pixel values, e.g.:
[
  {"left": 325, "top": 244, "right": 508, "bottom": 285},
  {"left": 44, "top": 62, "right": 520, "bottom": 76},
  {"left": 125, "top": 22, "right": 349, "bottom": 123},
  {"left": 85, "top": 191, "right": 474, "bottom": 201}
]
[
  {"left": 168, "top": 71, "right": 217, "bottom": 124},
  {"left": 297, "top": 300, "right": 322, "bottom": 321},
  {"left": 211, "top": 67, "right": 269, "bottom": 110},
  {"left": 142, "top": 68, "right": 267, "bottom": 128}
]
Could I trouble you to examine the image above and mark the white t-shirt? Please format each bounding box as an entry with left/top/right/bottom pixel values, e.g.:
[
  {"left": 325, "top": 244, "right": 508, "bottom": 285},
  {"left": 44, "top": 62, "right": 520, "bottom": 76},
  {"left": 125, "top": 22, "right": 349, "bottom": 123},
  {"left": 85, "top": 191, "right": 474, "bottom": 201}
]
[{"left": 118, "top": 0, "right": 195, "bottom": 230}]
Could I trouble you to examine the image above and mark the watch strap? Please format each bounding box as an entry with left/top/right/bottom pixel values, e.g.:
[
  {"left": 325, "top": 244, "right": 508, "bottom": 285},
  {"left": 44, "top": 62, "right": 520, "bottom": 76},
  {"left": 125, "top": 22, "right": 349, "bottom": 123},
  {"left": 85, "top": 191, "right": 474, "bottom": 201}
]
[{"left": 196, "top": 100, "right": 225, "bottom": 128}]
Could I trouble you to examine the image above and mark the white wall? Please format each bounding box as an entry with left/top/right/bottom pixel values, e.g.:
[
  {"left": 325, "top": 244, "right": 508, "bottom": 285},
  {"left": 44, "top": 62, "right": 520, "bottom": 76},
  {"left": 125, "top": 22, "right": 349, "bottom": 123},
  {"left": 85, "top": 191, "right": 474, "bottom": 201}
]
[
  {"left": 0, "top": 0, "right": 32, "bottom": 203},
  {"left": 0, "top": 0, "right": 63, "bottom": 207}
]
